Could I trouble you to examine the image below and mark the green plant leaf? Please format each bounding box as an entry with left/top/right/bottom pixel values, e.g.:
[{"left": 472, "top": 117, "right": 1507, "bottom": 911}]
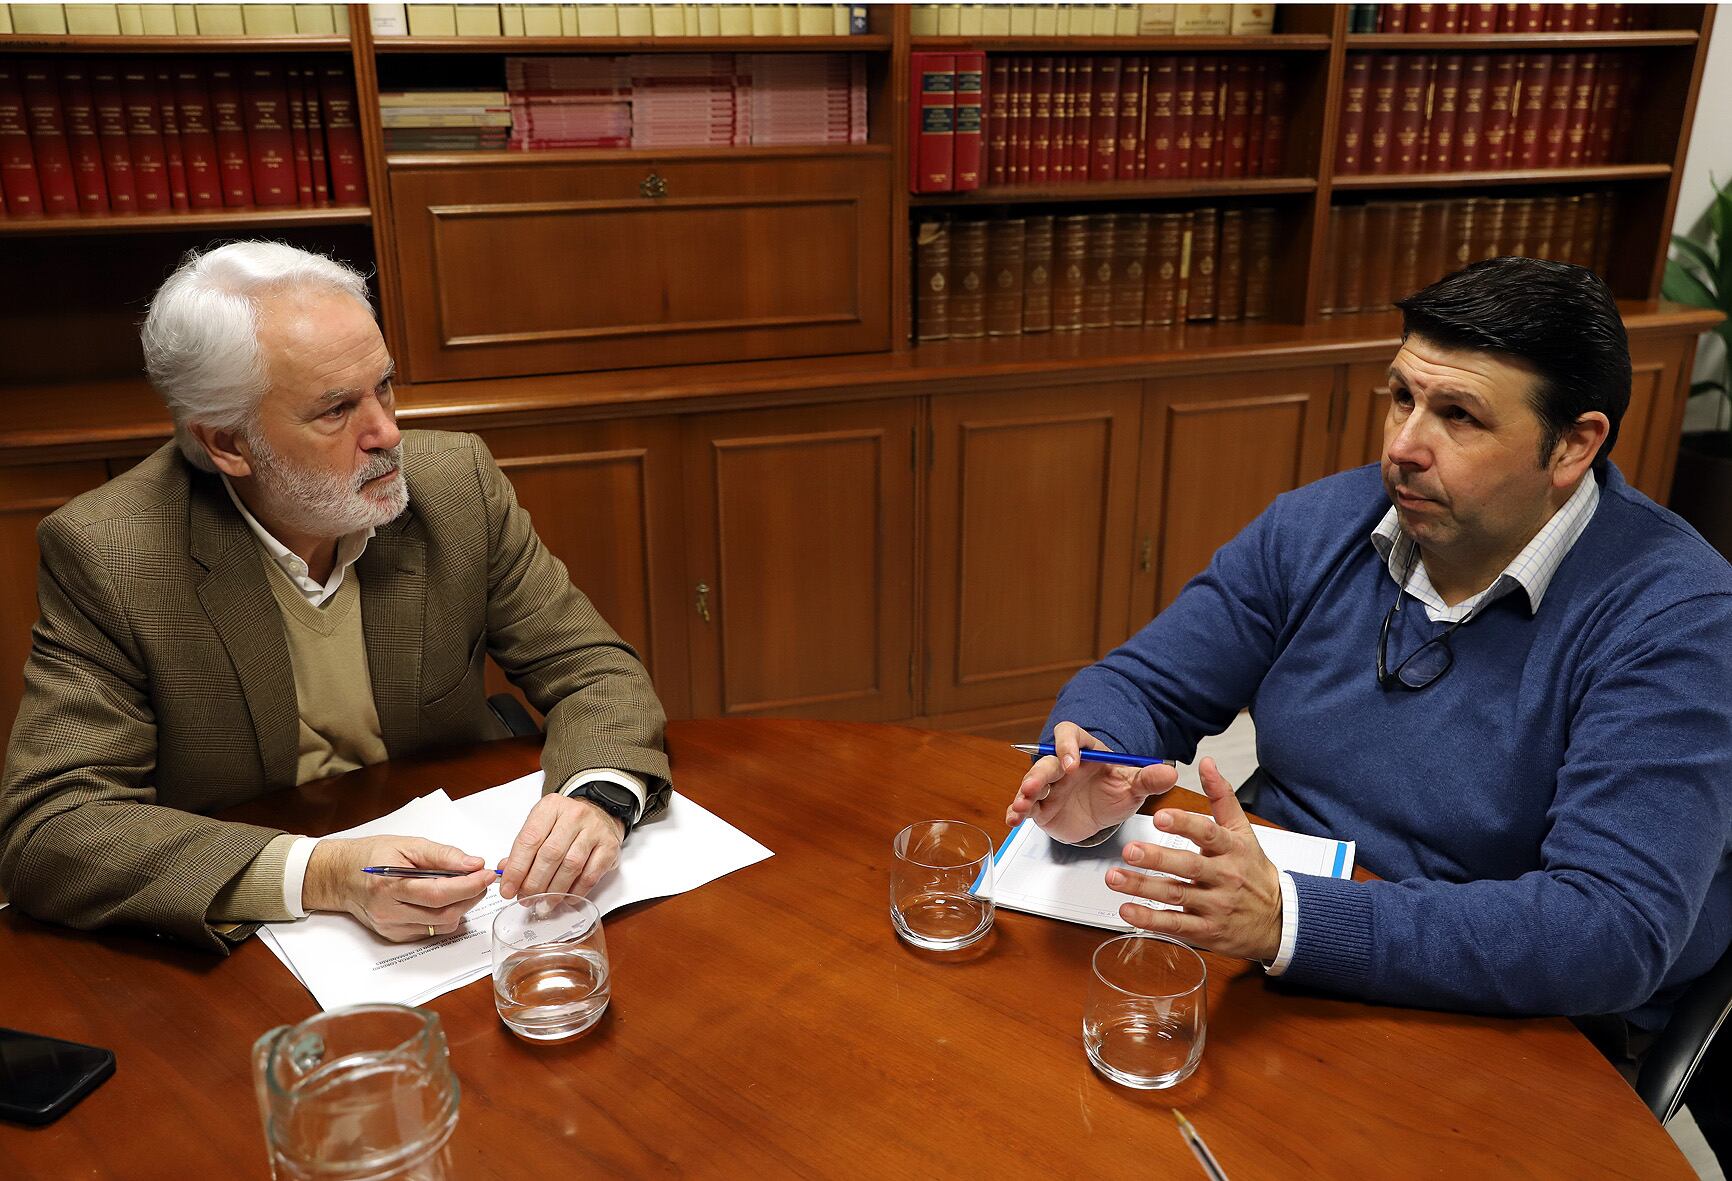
[
  {"left": 1664, "top": 258, "right": 1719, "bottom": 308},
  {"left": 1670, "top": 234, "right": 1718, "bottom": 287}
]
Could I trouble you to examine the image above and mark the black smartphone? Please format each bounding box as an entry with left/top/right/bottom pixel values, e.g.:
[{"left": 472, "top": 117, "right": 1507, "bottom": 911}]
[{"left": 0, "top": 1027, "right": 116, "bottom": 1126}]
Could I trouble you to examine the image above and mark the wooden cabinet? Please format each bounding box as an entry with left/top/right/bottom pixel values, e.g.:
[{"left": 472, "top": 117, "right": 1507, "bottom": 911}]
[
  {"left": 475, "top": 418, "right": 691, "bottom": 718},
  {"left": 387, "top": 150, "right": 893, "bottom": 383},
  {"left": 680, "top": 399, "right": 917, "bottom": 721},
  {"left": 923, "top": 382, "right": 1144, "bottom": 719},
  {"left": 1337, "top": 360, "right": 1393, "bottom": 472},
  {"left": 1135, "top": 367, "right": 1336, "bottom": 615},
  {"left": 1621, "top": 334, "right": 1696, "bottom": 502},
  {"left": 0, "top": 462, "right": 112, "bottom": 735}
]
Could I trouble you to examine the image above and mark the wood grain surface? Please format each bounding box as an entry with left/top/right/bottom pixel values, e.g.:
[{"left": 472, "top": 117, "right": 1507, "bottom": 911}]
[{"left": 0, "top": 720, "right": 1689, "bottom": 1178}]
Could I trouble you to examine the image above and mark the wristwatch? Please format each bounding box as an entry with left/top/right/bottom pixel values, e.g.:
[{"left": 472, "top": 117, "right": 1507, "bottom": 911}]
[{"left": 573, "top": 779, "right": 638, "bottom": 837}]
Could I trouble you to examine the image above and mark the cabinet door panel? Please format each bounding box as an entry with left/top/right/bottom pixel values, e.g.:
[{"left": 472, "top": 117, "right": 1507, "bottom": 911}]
[
  {"left": 478, "top": 420, "right": 689, "bottom": 718},
  {"left": 0, "top": 462, "right": 113, "bottom": 734},
  {"left": 390, "top": 153, "right": 891, "bottom": 381},
  {"left": 1620, "top": 335, "right": 1689, "bottom": 501},
  {"left": 926, "top": 383, "right": 1143, "bottom": 716},
  {"left": 684, "top": 400, "right": 916, "bottom": 720},
  {"left": 1338, "top": 361, "right": 1393, "bottom": 472},
  {"left": 1137, "top": 368, "right": 1334, "bottom": 616}
]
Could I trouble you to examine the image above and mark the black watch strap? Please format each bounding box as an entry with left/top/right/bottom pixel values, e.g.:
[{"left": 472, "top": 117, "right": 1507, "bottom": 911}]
[{"left": 576, "top": 780, "right": 638, "bottom": 836}]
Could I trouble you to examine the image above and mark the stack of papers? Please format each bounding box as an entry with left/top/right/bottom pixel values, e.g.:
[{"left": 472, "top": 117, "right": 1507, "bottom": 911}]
[
  {"left": 984, "top": 816, "right": 1354, "bottom": 932},
  {"left": 258, "top": 774, "right": 773, "bottom": 1011}
]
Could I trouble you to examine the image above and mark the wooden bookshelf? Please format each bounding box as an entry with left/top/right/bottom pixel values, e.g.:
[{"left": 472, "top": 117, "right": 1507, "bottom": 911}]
[{"left": 0, "top": 3, "right": 1721, "bottom": 736}]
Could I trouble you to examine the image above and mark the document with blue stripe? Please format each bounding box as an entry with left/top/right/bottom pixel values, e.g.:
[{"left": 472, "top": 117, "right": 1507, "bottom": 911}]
[{"left": 985, "top": 816, "right": 1355, "bottom": 932}]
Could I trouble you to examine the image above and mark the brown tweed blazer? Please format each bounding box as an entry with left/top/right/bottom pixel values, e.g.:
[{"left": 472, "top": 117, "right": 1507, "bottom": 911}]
[{"left": 0, "top": 430, "right": 669, "bottom": 951}]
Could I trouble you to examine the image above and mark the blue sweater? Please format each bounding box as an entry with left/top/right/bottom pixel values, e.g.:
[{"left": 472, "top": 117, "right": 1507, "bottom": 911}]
[{"left": 1051, "top": 464, "right": 1732, "bottom": 1028}]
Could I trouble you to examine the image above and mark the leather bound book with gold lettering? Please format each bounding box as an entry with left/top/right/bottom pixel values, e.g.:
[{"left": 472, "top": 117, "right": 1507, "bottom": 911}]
[
  {"left": 1146, "top": 56, "right": 1177, "bottom": 179},
  {"left": 1446, "top": 196, "right": 1478, "bottom": 272},
  {"left": 1336, "top": 54, "right": 1371, "bottom": 175},
  {"left": 1117, "top": 57, "right": 1144, "bottom": 181},
  {"left": 1173, "top": 57, "right": 1196, "bottom": 179},
  {"left": 914, "top": 219, "right": 951, "bottom": 341},
  {"left": 1215, "top": 208, "right": 1246, "bottom": 322},
  {"left": 948, "top": 218, "right": 989, "bottom": 338},
  {"left": 1541, "top": 53, "right": 1576, "bottom": 169},
  {"left": 1186, "top": 207, "right": 1220, "bottom": 322},
  {"left": 1091, "top": 57, "right": 1122, "bottom": 181},
  {"left": 1426, "top": 54, "right": 1462, "bottom": 171},
  {"left": 1589, "top": 191, "right": 1613, "bottom": 275},
  {"left": 1531, "top": 193, "right": 1561, "bottom": 260},
  {"left": 1590, "top": 55, "right": 1625, "bottom": 165},
  {"left": 1513, "top": 53, "right": 1551, "bottom": 170},
  {"left": 1366, "top": 54, "right": 1399, "bottom": 175},
  {"left": 1553, "top": 194, "right": 1583, "bottom": 265},
  {"left": 1223, "top": 58, "right": 1253, "bottom": 179},
  {"left": 1083, "top": 212, "right": 1118, "bottom": 329},
  {"left": 1390, "top": 200, "right": 1425, "bottom": 304},
  {"left": 1051, "top": 56, "right": 1073, "bottom": 183},
  {"left": 987, "top": 58, "right": 1011, "bottom": 186},
  {"left": 1452, "top": 53, "right": 1489, "bottom": 169},
  {"left": 1361, "top": 200, "right": 1399, "bottom": 310},
  {"left": 1416, "top": 199, "right": 1452, "bottom": 289},
  {"left": 1243, "top": 207, "right": 1275, "bottom": 319},
  {"left": 1565, "top": 52, "right": 1596, "bottom": 168},
  {"left": 1113, "top": 211, "right": 1151, "bottom": 326},
  {"left": 1393, "top": 54, "right": 1433, "bottom": 174},
  {"left": 1052, "top": 214, "right": 1090, "bottom": 331},
  {"left": 1482, "top": 53, "right": 1518, "bottom": 170},
  {"left": 1259, "top": 59, "right": 1288, "bottom": 177},
  {"left": 1193, "top": 57, "right": 1219, "bottom": 179},
  {"left": 1022, "top": 213, "right": 1055, "bottom": 332},
  {"left": 1144, "top": 210, "right": 1187, "bottom": 326},
  {"left": 1474, "top": 195, "right": 1507, "bottom": 261},
  {"left": 1321, "top": 206, "right": 1343, "bottom": 315},
  {"left": 1333, "top": 203, "right": 1368, "bottom": 314},
  {"left": 985, "top": 218, "right": 1027, "bottom": 336},
  {"left": 1030, "top": 56, "right": 1054, "bottom": 184},
  {"left": 1503, "top": 196, "right": 1536, "bottom": 257}
]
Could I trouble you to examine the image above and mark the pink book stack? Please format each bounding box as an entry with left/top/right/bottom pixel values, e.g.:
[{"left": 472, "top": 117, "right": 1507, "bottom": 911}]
[
  {"left": 506, "top": 57, "right": 630, "bottom": 149},
  {"left": 742, "top": 54, "right": 866, "bottom": 145}
]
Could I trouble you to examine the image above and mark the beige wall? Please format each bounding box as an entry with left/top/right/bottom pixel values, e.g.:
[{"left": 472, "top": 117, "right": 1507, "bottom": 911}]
[{"left": 1674, "top": 12, "right": 1732, "bottom": 432}]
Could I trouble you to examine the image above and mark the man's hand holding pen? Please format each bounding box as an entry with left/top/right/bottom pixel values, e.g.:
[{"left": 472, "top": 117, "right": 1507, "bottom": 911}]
[
  {"left": 1006, "top": 720, "right": 1178, "bottom": 843},
  {"left": 304, "top": 835, "right": 497, "bottom": 943}
]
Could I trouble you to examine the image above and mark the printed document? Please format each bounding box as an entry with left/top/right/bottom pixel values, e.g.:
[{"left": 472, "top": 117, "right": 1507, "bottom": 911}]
[
  {"left": 984, "top": 816, "right": 1354, "bottom": 931},
  {"left": 258, "top": 773, "right": 773, "bottom": 1011}
]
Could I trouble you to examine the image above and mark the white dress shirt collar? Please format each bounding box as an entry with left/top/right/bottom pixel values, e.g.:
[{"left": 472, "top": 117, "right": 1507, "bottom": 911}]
[{"left": 220, "top": 474, "right": 374, "bottom": 608}]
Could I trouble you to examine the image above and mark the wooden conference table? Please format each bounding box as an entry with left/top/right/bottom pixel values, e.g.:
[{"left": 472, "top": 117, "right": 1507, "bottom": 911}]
[{"left": 0, "top": 719, "right": 1691, "bottom": 1178}]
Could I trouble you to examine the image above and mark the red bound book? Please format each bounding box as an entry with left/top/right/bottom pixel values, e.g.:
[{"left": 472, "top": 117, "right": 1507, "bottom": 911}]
[
  {"left": 285, "top": 67, "right": 314, "bottom": 206},
  {"left": 1013, "top": 58, "right": 1034, "bottom": 186},
  {"left": 987, "top": 58, "right": 1010, "bottom": 187},
  {"left": 1117, "top": 58, "right": 1143, "bottom": 181},
  {"left": 1438, "top": 3, "right": 1462, "bottom": 31},
  {"left": 1050, "top": 57, "right": 1071, "bottom": 183},
  {"left": 57, "top": 62, "right": 109, "bottom": 212},
  {"left": 1335, "top": 55, "right": 1371, "bottom": 175},
  {"left": 89, "top": 60, "right": 135, "bottom": 212},
  {"left": 173, "top": 63, "right": 221, "bottom": 209},
  {"left": 1544, "top": 4, "right": 1576, "bottom": 30},
  {"left": 1260, "top": 62, "right": 1287, "bottom": 177},
  {"left": 1381, "top": 5, "right": 1407, "bottom": 31},
  {"left": 208, "top": 62, "right": 253, "bottom": 207},
  {"left": 1031, "top": 56, "right": 1054, "bottom": 185},
  {"left": 1425, "top": 55, "right": 1462, "bottom": 172},
  {"left": 1090, "top": 57, "right": 1120, "bottom": 181},
  {"left": 1146, "top": 56, "right": 1176, "bottom": 180},
  {"left": 1408, "top": 4, "right": 1438, "bottom": 32},
  {"left": 1481, "top": 53, "right": 1518, "bottom": 169},
  {"left": 302, "top": 69, "right": 330, "bottom": 206},
  {"left": 1466, "top": 5, "right": 1499, "bottom": 31},
  {"left": 121, "top": 66, "right": 171, "bottom": 212},
  {"left": 242, "top": 63, "right": 297, "bottom": 207},
  {"left": 155, "top": 67, "right": 189, "bottom": 211},
  {"left": 0, "top": 62, "right": 44, "bottom": 216},
  {"left": 1514, "top": 4, "right": 1544, "bottom": 31},
  {"left": 1512, "top": 54, "right": 1551, "bottom": 170},
  {"left": 1223, "top": 58, "right": 1252, "bottom": 179},
  {"left": 909, "top": 53, "right": 956, "bottom": 193},
  {"left": 20, "top": 60, "right": 78, "bottom": 215},
  {"left": 1576, "top": 4, "right": 1600, "bottom": 29},
  {"left": 1541, "top": 53, "right": 1575, "bottom": 168},
  {"left": 1247, "top": 59, "right": 1269, "bottom": 177},
  {"left": 954, "top": 52, "right": 984, "bottom": 191},
  {"left": 1565, "top": 53, "right": 1596, "bottom": 168},
  {"left": 1393, "top": 54, "right": 1432, "bottom": 174},
  {"left": 1172, "top": 57, "right": 1196, "bottom": 179},
  {"left": 1070, "top": 57, "right": 1094, "bottom": 181},
  {"left": 1453, "top": 54, "right": 1490, "bottom": 170},
  {"left": 1589, "top": 55, "right": 1625, "bottom": 165},
  {"left": 1366, "top": 54, "right": 1398, "bottom": 175},
  {"left": 1192, "top": 57, "right": 1218, "bottom": 179},
  {"left": 318, "top": 64, "right": 366, "bottom": 205}
]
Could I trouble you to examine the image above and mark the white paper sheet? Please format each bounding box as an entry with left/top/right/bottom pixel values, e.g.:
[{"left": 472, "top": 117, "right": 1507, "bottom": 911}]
[
  {"left": 258, "top": 778, "right": 773, "bottom": 1011},
  {"left": 983, "top": 816, "right": 1355, "bottom": 932}
]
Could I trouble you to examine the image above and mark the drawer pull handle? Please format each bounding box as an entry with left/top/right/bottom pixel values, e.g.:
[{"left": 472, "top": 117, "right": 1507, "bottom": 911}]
[
  {"left": 695, "top": 582, "right": 711, "bottom": 622},
  {"left": 640, "top": 172, "right": 669, "bottom": 199}
]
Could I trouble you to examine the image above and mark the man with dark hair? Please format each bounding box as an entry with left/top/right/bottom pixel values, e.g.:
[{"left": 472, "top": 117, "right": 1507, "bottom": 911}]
[{"left": 1008, "top": 257, "right": 1732, "bottom": 1038}]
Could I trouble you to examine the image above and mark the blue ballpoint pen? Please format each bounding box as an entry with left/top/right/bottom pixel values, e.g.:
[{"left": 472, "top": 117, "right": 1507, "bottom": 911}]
[
  {"left": 361, "top": 866, "right": 505, "bottom": 879},
  {"left": 1011, "top": 743, "right": 1168, "bottom": 768}
]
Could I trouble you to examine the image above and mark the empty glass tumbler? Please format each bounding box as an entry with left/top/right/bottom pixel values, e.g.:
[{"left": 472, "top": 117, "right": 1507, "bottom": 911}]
[
  {"left": 891, "top": 820, "right": 996, "bottom": 951},
  {"left": 252, "top": 1003, "right": 460, "bottom": 1181},
  {"left": 490, "top": 892, "right": 611, "bottom": 1042},
  {"left": 1083, "top": 933, "right": 1207, "bottom": 1089}
]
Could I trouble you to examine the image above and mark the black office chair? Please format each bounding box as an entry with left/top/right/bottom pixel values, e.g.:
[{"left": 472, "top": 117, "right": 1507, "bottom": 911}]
[
  {"left": 1637, "top": 939, "right": 1732, "bottom": 1161},
  {"left": 486, "top": 692, "right": 541, "bottom": 738}
]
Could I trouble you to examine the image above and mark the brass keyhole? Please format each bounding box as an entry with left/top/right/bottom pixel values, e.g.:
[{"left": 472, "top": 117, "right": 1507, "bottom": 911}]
[{"left": 641, "top": 172, "right": 669, "bottom": 199}]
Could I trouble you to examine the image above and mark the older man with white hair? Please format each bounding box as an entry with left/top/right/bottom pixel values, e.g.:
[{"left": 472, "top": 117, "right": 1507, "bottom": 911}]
[{"left": 0, "top": 241, "right": 669, "bottom": 949}]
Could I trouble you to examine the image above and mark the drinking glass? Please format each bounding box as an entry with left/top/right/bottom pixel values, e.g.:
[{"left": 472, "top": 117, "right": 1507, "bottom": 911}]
[
  {"left": 490, "top": 893, "right": 611, "bottom": 1042},
  {"left": 253, "top": 1003, "right": 459, "bottom": 1181},
  {"left": 891, "top": 820, "right": 995, "bottom": 951},
  {"left": 1083, "top": 933, "right": 1207, "bottom": 1089}
]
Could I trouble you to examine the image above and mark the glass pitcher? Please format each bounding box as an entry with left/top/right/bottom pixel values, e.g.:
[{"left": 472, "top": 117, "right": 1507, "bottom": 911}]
[{"left": 252, "top": 1004, "right": 460, "bottom": 1181}]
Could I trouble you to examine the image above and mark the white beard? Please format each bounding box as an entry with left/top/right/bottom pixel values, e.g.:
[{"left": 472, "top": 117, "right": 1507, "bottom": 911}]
[{"left": 246, "top": 434, "right": 410, "bottom": 537}]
